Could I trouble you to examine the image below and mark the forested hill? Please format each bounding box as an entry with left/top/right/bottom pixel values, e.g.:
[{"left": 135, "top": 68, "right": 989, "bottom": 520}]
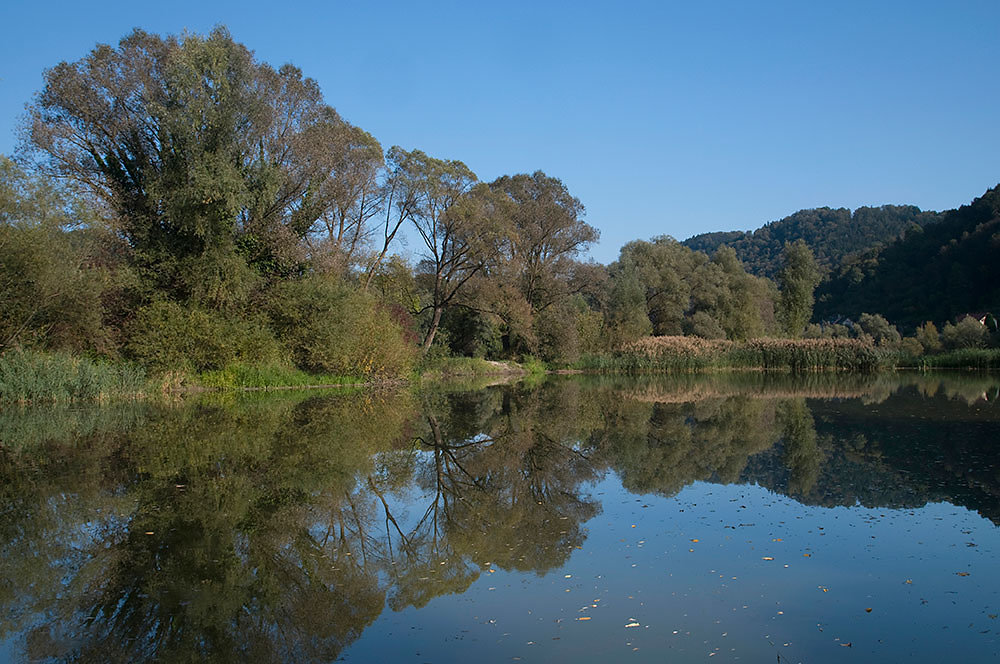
[
  {"left": 815, "top": 184, "right": 1000, "bottom": 329},
  {"left": 683, "top": 205, "right": 943, "bottom": 279}
]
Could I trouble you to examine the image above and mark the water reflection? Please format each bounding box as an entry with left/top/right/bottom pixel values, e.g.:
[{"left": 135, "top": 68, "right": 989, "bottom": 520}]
[{"left": 0, "top": 372, "right": 998, "bottom": 661}]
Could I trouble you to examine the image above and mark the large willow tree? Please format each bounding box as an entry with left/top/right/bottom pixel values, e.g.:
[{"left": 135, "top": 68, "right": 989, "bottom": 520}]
[{"left": 23, "top": 27, "right": 381, "bottom": 306}]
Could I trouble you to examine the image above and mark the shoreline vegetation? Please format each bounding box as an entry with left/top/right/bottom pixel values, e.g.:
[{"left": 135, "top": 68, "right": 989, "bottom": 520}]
[{"left": 2, "top": 340, "right": 999, "bottom": 405}]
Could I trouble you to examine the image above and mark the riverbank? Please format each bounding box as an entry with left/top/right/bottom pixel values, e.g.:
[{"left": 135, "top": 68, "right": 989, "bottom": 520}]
[{"left": 3, "top": 342, "right": 999, "bottom": 405}]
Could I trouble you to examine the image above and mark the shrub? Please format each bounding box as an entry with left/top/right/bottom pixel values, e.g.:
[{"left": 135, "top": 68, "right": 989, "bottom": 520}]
[
  {"left": 899, "top": 337, "right": 924, "bottom": 357},
  {"left": 915, "top": 321, "right": 942, "bottom": 353},
  {"left": 127, "top": 300, "right": 285, "bottom": 372},
  {"left": 941, "top": 318, "right": 987, "bottom": 350},
  {"left": 857, "top": 313, "right": 901, "bottom": 348},
  {"left": 267, "top": 276, "right": 416, "bottom": 379}
]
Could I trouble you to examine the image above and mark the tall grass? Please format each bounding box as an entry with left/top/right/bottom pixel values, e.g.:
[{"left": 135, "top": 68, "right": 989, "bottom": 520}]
[
  {"left": 0, "top": 350, "right": 147, "bottom": 404},
  {"left": 899, "top": 348, "right": 1000, "bottom": 370},
  {"left": 577, "top": 336, "right": 888, "bottom": 373},
  {"left": 197, "top": 363, "right": 361, "bottom": 389}
]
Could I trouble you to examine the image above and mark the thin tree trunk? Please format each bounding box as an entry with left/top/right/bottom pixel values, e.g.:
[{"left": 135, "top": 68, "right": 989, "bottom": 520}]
[{"left": 422, "top": 306, "right": 443, "bottom": 352}]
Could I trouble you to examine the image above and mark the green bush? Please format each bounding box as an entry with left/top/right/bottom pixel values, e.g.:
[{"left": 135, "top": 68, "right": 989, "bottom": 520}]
[
  {"left": 0, "top": 212, "right": 108, "bottom": 354},
  {"left": 941, "top": 318, "right": 987, "bottom": 350},
  {"left": 267, "top": 276, "right": 416, "bottom": 379},
  {"left": 127, "top": 300, "right": 285, "bottom": 372}
]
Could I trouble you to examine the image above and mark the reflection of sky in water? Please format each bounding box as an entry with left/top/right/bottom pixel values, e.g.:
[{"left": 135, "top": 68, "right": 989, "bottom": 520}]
[{"left": 344, "top": 477, "right": 1000, "bottom": 663}]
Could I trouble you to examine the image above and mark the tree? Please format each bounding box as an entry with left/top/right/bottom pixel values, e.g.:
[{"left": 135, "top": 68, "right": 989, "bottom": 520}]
[
  {"left": 0, "top": 157, "right": 107, "bottom": 352},
  {"left": 777, "top": 240, "right": 821, "bottom": 338},
  {"left": 361, "top": 146, "right": 424, "bottom": 291},
  {"left": 489, "top": 172, "right": 598, "bottom": 311},
  {"left": 300, "top": 120, "right": 384, "bottom": 277},
  {"left": 856, "top": 312, "right": 901, "bottom": 348},
  {"left": 22, "top": 28, "right": 366, "bottom": 306},
  {"left": 400, "top": 150, "right": 507, "bottom": 350}
]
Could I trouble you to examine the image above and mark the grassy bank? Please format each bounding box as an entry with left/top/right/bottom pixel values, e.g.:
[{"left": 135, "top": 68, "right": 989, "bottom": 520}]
[
  {"left": 576, "top": 336, "right": 889, "bottom": 373},
  {"left": 0, "top": 352, "right": 371, "bottom": 405},
  {"left": 197, "top": 363, "right": 362, "bottom": 389}
]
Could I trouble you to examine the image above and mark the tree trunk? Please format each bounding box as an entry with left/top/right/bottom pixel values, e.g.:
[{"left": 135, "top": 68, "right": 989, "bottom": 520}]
[{"left": 422, "top": 306, "right": 443, "bottom": 352}]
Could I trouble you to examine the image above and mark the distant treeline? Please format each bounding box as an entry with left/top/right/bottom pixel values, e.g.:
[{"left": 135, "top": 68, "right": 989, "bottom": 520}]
[
  {"left": 684, "top": 205, "right": 944, "bottom": 279},
  {"left": 1, "top": 26, "right": 998, "bottom": 393}
]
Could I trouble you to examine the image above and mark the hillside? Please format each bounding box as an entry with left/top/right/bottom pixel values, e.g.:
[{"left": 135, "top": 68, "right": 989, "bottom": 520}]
[
  {"left": 815, "top": 184, "right": 1000, "bottom": 328},
  {"left": 684, "top": 205, "right": 943, "bottom": 279}
]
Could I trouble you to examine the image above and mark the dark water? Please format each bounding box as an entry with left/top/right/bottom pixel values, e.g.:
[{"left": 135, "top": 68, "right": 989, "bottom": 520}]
[{"left": 1, "top": 372, "right": 999, "bottom": 663}]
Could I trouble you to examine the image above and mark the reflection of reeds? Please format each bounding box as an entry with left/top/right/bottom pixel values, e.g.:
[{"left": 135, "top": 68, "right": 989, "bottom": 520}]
[
  {"left": 586, "top": 336, "right": 887, "bottom": 373},
  {"left": 610, "top": 371, "right": 1000, "bottom": 406}
]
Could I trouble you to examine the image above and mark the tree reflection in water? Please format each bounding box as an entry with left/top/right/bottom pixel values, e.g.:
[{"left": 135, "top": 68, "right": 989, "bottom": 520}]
[{"left": 1, "top": 372, "right": 998, "bottom": 661}]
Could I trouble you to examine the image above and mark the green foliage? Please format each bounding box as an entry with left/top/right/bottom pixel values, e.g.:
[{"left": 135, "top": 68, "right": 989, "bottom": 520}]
[
  {"left": 0, "top": 157, "right": 109, "bottom": 353},
  {"left": 901, "top": 348, "right": 1000, "bottom": 370},
  {"left": 899, "top": 337, "right": 924, "bottom": 357},
  {"left": 127, "top": 300, "right": 285, "bottom": 373},
  {"left": 0, "top": 350, "right": 146, "bottom": 403},
  {"left": 519, "top": 355, "right": 548, "bottom": 375},
  {"left": 197, "top": 363, "right": 357, "bottom": 389},
  {"left": 856, "top": 313, "right": 901, "bottom": 348},
  {"left": 684, "top": 205, "right": 942, "bottom": 279},
  {"left": 816, "top": 185, "right": 1000, "bottom": 327},
  {"left": 941, "top": 317, "right": 988, "bottom": 350},
  {"left": 777, "top": 240, "right": 821, "bottom": 337},
  {"left": 607, "top": 237, "right": 777, "bottom": 345},
  {"left": 915, "top": 321, "right": 943, "bottom": 353},
  {"left": 267, "top": 276, "right": 416, "bottom": 378},
  {"left": 687, "top": 310, "right": 727, "bottom": 339}
]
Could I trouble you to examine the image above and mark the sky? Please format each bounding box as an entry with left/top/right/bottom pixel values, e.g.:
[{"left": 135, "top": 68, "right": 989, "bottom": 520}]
[{"left": 1, "top": 0, "right": 997, "bottom": 263}]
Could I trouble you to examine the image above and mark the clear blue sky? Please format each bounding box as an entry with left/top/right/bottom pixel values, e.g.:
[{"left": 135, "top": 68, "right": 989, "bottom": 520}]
[{"left": 1, "top": 0, "right": 997, "bottom": 263}]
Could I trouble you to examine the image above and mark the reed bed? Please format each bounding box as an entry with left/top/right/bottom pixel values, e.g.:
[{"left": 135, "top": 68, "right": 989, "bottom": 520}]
[
  {"left": 579, "top": 336, "right": 887, "bottom": 373},
  {"left": 0, "top": 350, "right": 147, "bottom": 404},
  {"left": 899, "top": 348, "right": 1000, "bottom": 371}
]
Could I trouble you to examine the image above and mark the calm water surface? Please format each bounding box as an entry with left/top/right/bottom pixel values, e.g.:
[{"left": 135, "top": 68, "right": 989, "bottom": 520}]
[{"left": 1, "top": 373, "right": 999, "bottom": 662}]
